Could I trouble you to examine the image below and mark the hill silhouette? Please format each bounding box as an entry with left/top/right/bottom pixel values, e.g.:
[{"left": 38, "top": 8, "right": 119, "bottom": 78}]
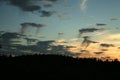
[{"left": 0, "top": 54, "right": 120, "bottom": 79}]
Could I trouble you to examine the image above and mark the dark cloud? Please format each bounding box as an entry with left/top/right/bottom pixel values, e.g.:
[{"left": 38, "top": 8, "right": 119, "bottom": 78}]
[
  {"left": 101, "top": 49, "right": 108, "bottom": 51},
  {"left": 1, "top": 0, "right": 58, "bottom": 17},
  {"left": 57, "top": 32, "right": 64, "bottom": 39},
  {"left": 0, "top": 40, "right": 55, "bottom": 55},
  {"left": 9, "top": 0, "right": 30, "bottom": 7},
  {"left": 4, "top": 0, "right": 41, "bottom": 12},
  {"left": 48, "top": 0, "right": 58, "bottom": 2},
  {"left": 24, "top": 38, "right": 38, "bottom": 45},
  {"left": 81, "top": 36, "right": 90, "bottom": 47},
  {"left": 79, "top": 28, "right": 100, "bottom": 33},
  {"left": 94, "top": 52, "right": 104, "bottom": 54},
  {"left": 110, "top": 18, "right": 119, "bottom": 21},
  {"left": 66, "top": 46, "right": 76, "bottom": 48},
  {"left": 20, "top": 22, "right": 45, "bottom": 35},
  {"left": 20, "top": 23, "right": 29, "bottom": 35},
  {"left": 0, "top": 32, "right": 21, "bottom": 48},
  {"left": 80, "top": 50, "right": 89, "bottom": 54},
  {"left": 0, "top": 0, "right": 5, "bottom": 4},
  {"left": 10, "top": 40, "right": 21, "bottom": 44},
  {"left": 64, "top": 5, "right": 73, "bottom": 8},
  {"left": 0, "top": 31, "right": 5, "bottom": 36},
  {"left": 0, "top": 32, "right": 20, "bottom": 40},
  {"left": 100, "top": 43, "right": 114, "bottom": 47},
  {"left": 21, "top": 5, "right": 41, "bottom": 12},
  {"left": 21, "top": 23, "right": 45, "bottom": 28},
  {"left": 58, "top": 32, "right": 64, "bottom": 35},
  {"left": 43, "top": 4, "right": 53, "bottom": 7},
  {"left": 41, "top": 0, "right": 58, "bottom": 2},
  {"left": 0, "top": 38, "right": 78, "bottom": 57},
  {"left": 0, "top": 44, "right": 2, "bottom": 49},
  {"left": 96, "top": 23, "right": 107, "bottom": 26},
  {"left": 81, "top": 36, "right": 98, "bottom": 49},
  {"left": 78, "top": 28, "right": 101, "bottom": 37},
  {"left": 36, "top": 40, "right": 69, "bottom": 55},
  {"left": 40, "top": 10, "right": 55, "bottom": 17}
]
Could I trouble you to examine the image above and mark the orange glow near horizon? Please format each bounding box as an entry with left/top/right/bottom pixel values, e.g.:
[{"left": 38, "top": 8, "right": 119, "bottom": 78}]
[{"left": 50, "top": 37, "right": 120, "bottom": 61}]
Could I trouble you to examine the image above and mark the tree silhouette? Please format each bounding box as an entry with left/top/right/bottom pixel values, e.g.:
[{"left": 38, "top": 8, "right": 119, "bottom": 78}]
[{"left": 0, "top": 54, "right": 120, "bottom": 79}]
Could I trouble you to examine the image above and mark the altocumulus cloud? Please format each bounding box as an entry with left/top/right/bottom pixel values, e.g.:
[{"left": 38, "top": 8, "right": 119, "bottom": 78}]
[
  {"left": 20, "top": 22, "right": 45, "bottom": 35},
  {"left": 78, "top": 28, "right": 101, "bottom": 37}
]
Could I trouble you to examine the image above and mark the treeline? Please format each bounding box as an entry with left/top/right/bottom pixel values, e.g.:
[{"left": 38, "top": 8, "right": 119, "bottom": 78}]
[{"left": 0, "top": 54, "right": 120, "bottom": 79}]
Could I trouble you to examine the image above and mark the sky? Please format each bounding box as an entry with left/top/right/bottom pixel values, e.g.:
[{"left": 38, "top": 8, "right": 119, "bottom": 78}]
[{"left": 0, "top": 0, "right": 120, "bottom": 61}]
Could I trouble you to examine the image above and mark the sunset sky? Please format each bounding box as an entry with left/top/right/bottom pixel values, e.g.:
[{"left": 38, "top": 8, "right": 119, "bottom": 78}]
[{"left": 0, "top": 0, "right": 120, "bottom": 61}]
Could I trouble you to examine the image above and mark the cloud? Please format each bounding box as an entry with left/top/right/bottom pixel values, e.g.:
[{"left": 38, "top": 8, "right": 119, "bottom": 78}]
[
  {"left": 81, "top": 36, "right": 98, "bottom": 49},
  {"left": 94, "top": 52, "right": 104, "bottom": 54},
  {"left": 100, "top": 43, "right": 115, "bottom": 48},
  {"left": 0, "top": 39, "right": 70, "bottom": 56},
  {"left": 110, "top": 18, "right": 119, "bottom": 21},
  {"left": 101, "top": 49, "right": 108, "bottom": 51},
  {"left": 66, "top": 46, "right": 76, "bottom": 48},
  {"left": 36, "top": 40, "right": 69, "bottom": 55},
  {"left": 24, "top": 38, "right": 38, "bottom": 45},
  {"left": 0, "top": 32, "right": 21, "bottom": 47},
  {"left": 80, "top": 0, "right": 88, "bottom": 12},
  {"left": 0, "top": 44, "right": 2, "bottom": 49},
  {"left": 39, "top": 0, "right": 58, "bottom": 2},
  {"left": 78, "top": 28, "right": 101, "bottom": 37},
  {"left": 99, "top": 34, "right": 120, "bottom": 46},
  {"left": 48, "top": 0, "right": 58, "bottom": 2},
  {"left": 69, "top": 38, "right": 79, "bottom": 42},
  {"left": 52, "top": 39, "right": 67, "bottom": 46},
  {"left": 21, "top": 23, "right": 45, "bottom": 28},
  {"left": 40, "top": 10, "right": 56, "bottom": 17},
  {"left": 21, "top": 5, "right": 41, "bottom": 12},
  {"left": 43, "top": 4, "right": 53, "bottom": 7},
  {"left": 79, "top": 28, "right": 100, "bottom": 33},
  {"left": 80, "top": 50, "right": 89, "bottom": 54},
  {"left": 96, "top": 23, "right": 107, "bottom": 26},
  {"left": 10, "top": 0, "right": 30, "bottom": 7},
  {"left": 118, "top": 47, "right": 120, "bottom": 50},
  {"left": 9, "top": 0, "right": 41, "bottom": 12},
  {"left": 0, "top": 31, "right": 5, "bottom": 36},
  {"left": 0, "top": 32, "right": 20, "bottom": 40},
  {"left": 20, "top": 22, "right": 45, "bottom": 35},
  {"left": 1, "top": 0, "right": 59, "bottom": 17},
  {"left": 0, "top": 32, "right": 80, "bottom": 57},
  {"left": 57, "top": 32, "right": 64, "bottom": 39},
  {"left": 58, "top": 32, "right": 64, "bottom": 35}
]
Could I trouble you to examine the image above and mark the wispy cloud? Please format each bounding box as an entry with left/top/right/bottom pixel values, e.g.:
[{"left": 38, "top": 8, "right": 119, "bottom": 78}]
[
  {"left": 80, "top": 0, "right": 88, "bottom": 12},
  {"left": 81, "top": 36, "right": 98, "bottom": 49}
]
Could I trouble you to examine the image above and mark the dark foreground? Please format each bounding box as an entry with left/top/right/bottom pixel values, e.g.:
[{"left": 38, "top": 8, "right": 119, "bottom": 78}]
[{"left": 0, "top": 54, "right": 120, "bottom": 79}]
